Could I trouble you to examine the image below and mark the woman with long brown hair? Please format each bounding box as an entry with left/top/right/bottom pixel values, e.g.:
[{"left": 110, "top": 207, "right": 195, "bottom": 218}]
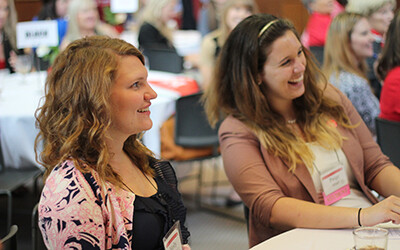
[{"left": 204, "top": 13, "right": 400, "bottom": 247}]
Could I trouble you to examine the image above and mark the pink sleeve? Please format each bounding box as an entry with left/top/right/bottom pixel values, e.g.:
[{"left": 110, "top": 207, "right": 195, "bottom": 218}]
[{"left": 39, "top": 162, "right": 107, "bottom": 249}]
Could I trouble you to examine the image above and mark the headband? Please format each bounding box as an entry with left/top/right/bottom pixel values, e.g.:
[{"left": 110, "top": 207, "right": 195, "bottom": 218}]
[{"left": 258, "top": 20, "right": 279, "bottom": 38}]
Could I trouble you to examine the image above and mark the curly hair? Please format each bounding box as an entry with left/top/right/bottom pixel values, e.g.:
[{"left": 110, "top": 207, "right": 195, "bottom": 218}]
[
  {"left": 203, "top": 13, "right": 352, "bottom": 172},
  {"left": 35, "top": 36, "right": 154, "bottom": 185}
]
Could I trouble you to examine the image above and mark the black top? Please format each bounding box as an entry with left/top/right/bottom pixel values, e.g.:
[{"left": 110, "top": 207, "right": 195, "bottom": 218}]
[
  {"left": 138, "top": 22, "right": 176, "bottom": 51},
  {"left": 131, "top": 160, "right": 190, "bottom": 248}
]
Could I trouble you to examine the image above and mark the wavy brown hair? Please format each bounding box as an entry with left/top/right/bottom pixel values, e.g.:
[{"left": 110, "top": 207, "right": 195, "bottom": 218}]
[
  {"left": 203, "top": 14, "right": 352, "bottom": 172},
  {"left": 35, "top": 36, "right": 154, "bottom": 185}
]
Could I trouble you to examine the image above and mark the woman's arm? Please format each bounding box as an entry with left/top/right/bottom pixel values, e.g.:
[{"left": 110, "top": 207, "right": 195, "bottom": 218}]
[
  {"left": 370, "top": 165, "right": 400, "bottom": 197},
  {"left": 271, "top": 195, "right": 400, "bottom": 229}
]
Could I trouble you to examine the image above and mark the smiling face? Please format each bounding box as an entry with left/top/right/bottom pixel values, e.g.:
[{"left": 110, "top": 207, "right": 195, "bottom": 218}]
[
  {"left": 369, "top": 3, "right": 394, "bottom": 35},
  {"left": 350, "top": 18, "right": 374, "bottom": 61},
  {"left": 108, "top": 56, "right": 157, "bottom": 141},
  {"left": 260, "top": 30, "right": 306, "bottom": 109},
  {"left": 0, "top": 0, "right": 8, "bottom": 30}
]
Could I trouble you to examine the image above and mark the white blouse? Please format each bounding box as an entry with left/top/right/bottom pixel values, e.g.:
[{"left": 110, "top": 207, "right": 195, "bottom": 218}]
[{"left": 307, "top": 142, "right": 372, "bottom": 208}]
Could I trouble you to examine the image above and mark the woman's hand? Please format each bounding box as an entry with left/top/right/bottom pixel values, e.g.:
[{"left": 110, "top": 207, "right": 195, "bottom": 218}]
[{"left": 361, "top": 195, "right": 400, "bottom": 226}]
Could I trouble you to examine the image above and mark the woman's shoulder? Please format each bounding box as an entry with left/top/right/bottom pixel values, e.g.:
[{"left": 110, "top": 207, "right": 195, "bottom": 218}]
[
  {"left": 45, "top": 160, "right": 99, "bottom": 194},
  {"left": 385, "top": 66, "right": 400, "bottom": 81},
  {"left": 338, "top": 71, "right": 366, "bottom": 84},
  {"left": 220, "top": 115, "right": 255, "bottom": 136},
  {"left": 330, "top": 71, "right": 368, "bottom": 91},
  {"left": 139, "top": 22, "right": 158, "bottom": 33}
]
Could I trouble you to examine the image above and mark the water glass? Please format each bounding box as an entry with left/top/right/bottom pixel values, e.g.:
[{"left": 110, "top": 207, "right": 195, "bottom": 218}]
[{"left": 353, "top": 227, "right": 388, "bottom": 250}]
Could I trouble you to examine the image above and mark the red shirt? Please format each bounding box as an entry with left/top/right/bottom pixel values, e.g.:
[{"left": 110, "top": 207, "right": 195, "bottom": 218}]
[
  {"left": 303, "top": 12, "right": 332, "bottom": 47},
  {"left": 0, "top": 59, "right": 5, "bottom": 69},
  {"left": 379, "top": 66, "right": 400, "bottom": 121}
]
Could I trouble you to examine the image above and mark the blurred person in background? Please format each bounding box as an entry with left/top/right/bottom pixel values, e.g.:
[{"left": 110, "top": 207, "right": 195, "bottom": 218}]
[
  {"left": 377, "top": 10, "right": 400, "bottom": 122},
  {"left": 346, "top": 0, "right": 396, "bottom": 99},
  {"left": 138, "top": 0, "right": 180, "bottom": 51},
  {"left": 204, "top": 13, "right": 400, "bottom": 248},
  {"left": 35, "top": 0, "right": 70, "bottom": 43},
  {"left": 323, "top": 12, "right": 380, "bottom": 136},
  {"left": 301, "top": 0, "right": 341, "bottom": 65},
  {"left": 199, "top": 0, "right": 256, "bottom": 207},
  {"left": 199, "top": 0, "right": 255, "bottom": 89},
  {"left": 197, "top": 0, "right": 228, "bottom": 37},
  {"left": 59, "top": 0, "right": 117, "bottom": 51},
  {"left": 138, "top": 0, "right": 199, "bottom": 70},
  {"left": 0, "top": 0, "right": 20, "bottom": 73},
  {"left": 36, "top": 36, "right": 191, "bottom": 249}
]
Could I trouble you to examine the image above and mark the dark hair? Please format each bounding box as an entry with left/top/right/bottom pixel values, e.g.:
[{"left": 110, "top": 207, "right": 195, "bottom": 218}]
[
  {"left": 377, "top": 10, "right": 400, "bottom": 80},
  {"left": 37, "top": 0, "right": 58, "bottom": 20},
  {"left": 204, "top": 13, "right": 351, "bottom": 172}
]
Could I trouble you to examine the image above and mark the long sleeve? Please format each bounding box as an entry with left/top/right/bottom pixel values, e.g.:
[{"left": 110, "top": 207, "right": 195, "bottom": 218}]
[{"left": 39, "top": 161, "right": 134, "bottom": 249}]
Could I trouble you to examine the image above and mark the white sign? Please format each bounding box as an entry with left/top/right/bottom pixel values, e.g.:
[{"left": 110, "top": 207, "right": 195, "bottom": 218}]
[
  {"left": 110, "top": 0, "right": 139, "bottom": 13},
  {"left": 16, "top": 20, "right": 59, "bottom": 49}
]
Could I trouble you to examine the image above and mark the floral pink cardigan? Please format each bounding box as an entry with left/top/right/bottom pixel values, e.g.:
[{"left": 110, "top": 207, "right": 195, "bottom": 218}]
[{"left": 39, "top": 160, "right": 135, "bottom": 249}]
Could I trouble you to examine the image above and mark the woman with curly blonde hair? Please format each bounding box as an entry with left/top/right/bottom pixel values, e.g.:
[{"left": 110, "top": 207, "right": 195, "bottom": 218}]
[
  {"left": 203, "top": 13, "right": 400, "bottom": 247},
  {"left": 35, "top": 36, "right": 190, "bottom": 249}
]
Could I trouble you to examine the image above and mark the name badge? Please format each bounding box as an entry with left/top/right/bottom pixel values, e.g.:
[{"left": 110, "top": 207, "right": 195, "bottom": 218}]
[
  {"left": 163, "top": 220, "right": 183, "bottom": 250},
  {"left": 320, "top": 165, "right": 350, "bottom": 205}
]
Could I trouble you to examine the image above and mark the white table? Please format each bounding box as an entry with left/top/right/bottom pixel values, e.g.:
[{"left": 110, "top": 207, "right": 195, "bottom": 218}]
[
  {"left": 0, "top": 70, "right": 186, "bottom": 168},
  {"left": 250, "top": 227, "right": 400, "bottom": 250}
]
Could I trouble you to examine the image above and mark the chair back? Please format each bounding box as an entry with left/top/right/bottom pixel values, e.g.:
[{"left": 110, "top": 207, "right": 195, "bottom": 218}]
[
  {"left": 375, "top": 117, "right": 400, "bottom": 167},
  {"left": 174, "top": 92, "right": 219, "bottom": 151},
  {"left": 32, "top": 203, "right": 46, "bottom": 250},
  {"left": 309, "top": 46, "right": 324, "bottom": 66},
  {"left": 143, "top": 48, "right": 183, "bottom": 73},
  {"left": 0, "top": 225, "right": 18, "bottom": 250}
]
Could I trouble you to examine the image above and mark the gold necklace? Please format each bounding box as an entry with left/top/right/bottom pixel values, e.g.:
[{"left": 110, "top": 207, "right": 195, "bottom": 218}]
[{"left": 287, "top": 119, "right": 296, "bottom": 124}]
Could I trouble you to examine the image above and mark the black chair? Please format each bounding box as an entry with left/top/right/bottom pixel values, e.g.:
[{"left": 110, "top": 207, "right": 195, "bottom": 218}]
[
  {"left": 375, "top": 117, "right": 400, "bottom": 167},
  {"left": 309, "top": 46, "right": 324, "bottom": 66},
  {"left": 0, "top": 225, "right": 18, "bottom": 250},
  {"left": 0, "top": 139, "right": 43, "bottom": 231},
  {"left": 244, "top": 204, "right": 250, "bottom": 234},
  {"left": 32, "top": 203, "right": 46, "bottom": 250},
  {"left": 174, "top": 92, "right": 224, "bottom": 207},
  {"left": 143, "top": 48, "right": 183, "bottom": 73}
]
